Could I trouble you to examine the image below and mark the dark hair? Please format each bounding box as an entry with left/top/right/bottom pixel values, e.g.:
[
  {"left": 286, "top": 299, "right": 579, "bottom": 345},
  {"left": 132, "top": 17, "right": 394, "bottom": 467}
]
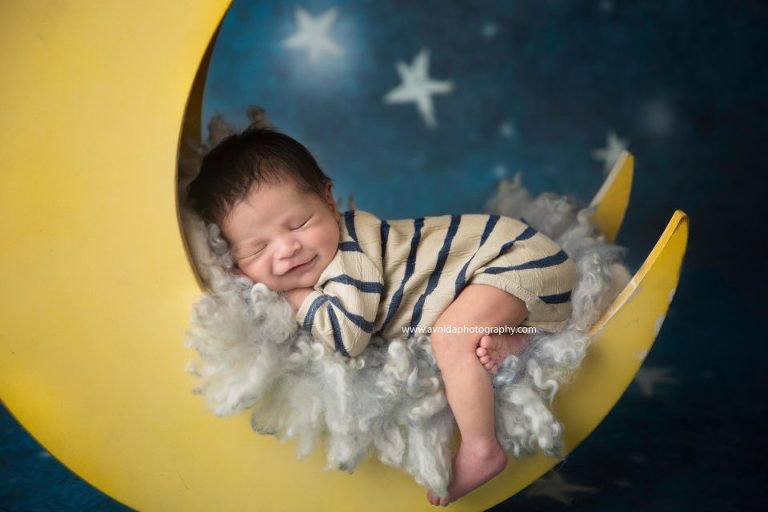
[{"left": 186, "top": 126, "right": 332, "bottom": 226}]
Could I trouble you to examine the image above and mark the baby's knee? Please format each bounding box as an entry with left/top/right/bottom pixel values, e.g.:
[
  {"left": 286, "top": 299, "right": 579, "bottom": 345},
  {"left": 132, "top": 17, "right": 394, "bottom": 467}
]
[
  {"left": 430, "top": 330, "right": 484, "bottom": 365},
  {"left": 464, "top": 283, "right": 529, "bottom": 326}
]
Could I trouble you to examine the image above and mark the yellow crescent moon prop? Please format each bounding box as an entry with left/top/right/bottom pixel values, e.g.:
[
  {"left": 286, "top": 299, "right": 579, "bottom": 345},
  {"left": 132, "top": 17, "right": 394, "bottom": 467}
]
[
  {"left": 590, "top": 150, "right": 634, "bottom": 243},
  {"left": 0, "top": 2, "right": 688, "bottom": 510}
]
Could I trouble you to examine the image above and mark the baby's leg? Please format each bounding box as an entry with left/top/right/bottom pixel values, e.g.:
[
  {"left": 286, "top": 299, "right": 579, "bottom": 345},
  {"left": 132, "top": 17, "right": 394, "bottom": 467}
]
[{"left": 426, "top": 284, "right": 528, "bottom": 506}]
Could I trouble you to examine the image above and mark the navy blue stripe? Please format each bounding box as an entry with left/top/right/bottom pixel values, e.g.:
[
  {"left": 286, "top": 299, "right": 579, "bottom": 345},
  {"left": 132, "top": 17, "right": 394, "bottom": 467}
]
[
  {"left": 481, "top": 249, "right": 570, "bottom": 274},
  {"left": 376, "top": 217, "right": 424, "bottom": 335},
  {"left": 410, "top": 215, "right": 461, "bottom": 329},
  {"left": 342, "top": 210, "right": 363, "bottom": 252},
  {"left": 380, "top": 220, "right": 390, "bottom": 263},
  {"left": 495, "top": 226, "right": 537, "bottom": 258},
  {"left": 339, "top": 241, "right": 362, "bottom": 252},
  {"left": 482, "top": 215, "right": 501, "bottom": 242},
  {"left": 326, "top": 295, "right": 375, "bottom": 332},
  {"left": 326, "top": 274, "right": 384, "bottom": 294},
  {"left": 326, "top": 304, "right": 350, "bottom": 357},
  {"left": 303, "top": 295, "right": 329, "bottom": 332},
  {"left": 539, "top": 290, "right": 572, "bottom": 304},
  {"left": 454, "top": 214, "right": 499, "bottom": 297},
  {"left": 344, "top": 210, "right": 358, "bottom": 240}
]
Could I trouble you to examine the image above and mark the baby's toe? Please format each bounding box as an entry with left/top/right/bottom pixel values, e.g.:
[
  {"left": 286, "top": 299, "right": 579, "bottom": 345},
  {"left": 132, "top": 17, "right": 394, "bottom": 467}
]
[
  {"left": 475, "top": 346, "right": 487, "bottom": 358},
  {"left": 479, "top": 334, "right": 494, "bottom": 349}
]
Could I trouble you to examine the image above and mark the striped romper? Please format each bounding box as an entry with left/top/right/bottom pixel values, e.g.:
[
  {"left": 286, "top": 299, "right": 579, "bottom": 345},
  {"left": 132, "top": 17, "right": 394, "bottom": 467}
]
[{"left": 295, "top": 209, "right": 577, "bottom": 358}]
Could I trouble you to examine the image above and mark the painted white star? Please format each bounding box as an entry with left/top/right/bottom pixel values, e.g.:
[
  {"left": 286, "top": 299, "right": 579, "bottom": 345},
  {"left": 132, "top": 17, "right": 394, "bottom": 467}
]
[
  {"left": 642, "top": 96, "right": 676, "bottom": 137},
  {"left": 500, "top": 121, "right": 516, "bottom": 138},
  {"left": 634, "top": 367, "right": 678, "bottom": 397},
  {"left": 493, "top": 164, "right": 508, "bottom": 178},
  {"left": 482, "top": 22, "right": 499, "bottom": 39},
  {"left": 592, "top": 131, "right": 629, "bottom": 175},
  {"left": 525, "top": 472, "right": 600, "bottom": 505},
  {"left": 284, "top": 7, "right": 342, "bottom": 62},
  {"left": 383, "top": 48, "right": 454, "bottom": 129}
]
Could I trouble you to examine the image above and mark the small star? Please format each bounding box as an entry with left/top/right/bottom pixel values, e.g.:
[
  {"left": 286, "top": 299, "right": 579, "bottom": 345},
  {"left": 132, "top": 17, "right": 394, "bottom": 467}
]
[
  {"left": 592, "top": 131, "right": 629, "bottom": 175},
  {"left": 642, "top": 96, "right": 676, "bottom": 137},
  {"left": 525, "top": 472, "right": 600, "bottom": 505},
  {"left": 284, "top": 7, "right": 342, "bottom": 62},
  {"left": 383, "top": 48, "right": 454, "bottom": 129},
  {"left": 499, "top": 121, "right": 516, "bottom": 138},
  {"left": 634, "top": 367, "right": 678, "bottom": 397},
  {"left": 482, "top": 22, "right": 499, "bottom": 39},
  {"left": 493, "top": 164, "right": 508, "bottom": 178}
]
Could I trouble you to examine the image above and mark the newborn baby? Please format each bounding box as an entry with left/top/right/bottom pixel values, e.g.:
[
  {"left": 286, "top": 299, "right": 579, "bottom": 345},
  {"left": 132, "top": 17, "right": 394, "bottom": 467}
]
[{"left": 186, "top": 126, "right": 577, "bottom": 507}]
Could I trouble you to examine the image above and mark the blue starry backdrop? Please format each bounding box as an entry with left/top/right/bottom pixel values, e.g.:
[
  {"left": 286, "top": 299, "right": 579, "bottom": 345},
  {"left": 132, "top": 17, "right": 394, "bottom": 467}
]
[{"left": 3, "top": 1, "right": 767, "bottom": 510}]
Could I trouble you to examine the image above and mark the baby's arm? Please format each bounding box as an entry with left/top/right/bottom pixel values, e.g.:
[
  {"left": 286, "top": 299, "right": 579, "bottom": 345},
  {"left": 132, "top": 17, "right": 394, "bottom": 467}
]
[
  {"left": 293, "top": 251, "right": 383, "bottom": 358},
  {"left": 296, "top": 284, "right": 381, "bottom": 357}
]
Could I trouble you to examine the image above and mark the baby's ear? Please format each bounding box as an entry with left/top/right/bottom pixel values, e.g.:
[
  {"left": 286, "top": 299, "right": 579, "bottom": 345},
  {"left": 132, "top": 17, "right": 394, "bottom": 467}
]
[{"left": 323, "top": 181, "right": 338, "bottom": 212}]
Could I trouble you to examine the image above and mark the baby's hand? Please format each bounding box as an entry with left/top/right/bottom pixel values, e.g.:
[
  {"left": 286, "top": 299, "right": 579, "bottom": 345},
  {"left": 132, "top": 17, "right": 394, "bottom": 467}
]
[{"left": 282, "top": 287, "right": 315, "bottom": 313}]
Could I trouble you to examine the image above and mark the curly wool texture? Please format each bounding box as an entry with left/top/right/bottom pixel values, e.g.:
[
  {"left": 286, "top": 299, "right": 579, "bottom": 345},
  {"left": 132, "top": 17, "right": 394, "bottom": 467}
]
[{"left": 182, "top": 172, "right": 630, "bottom": 498}]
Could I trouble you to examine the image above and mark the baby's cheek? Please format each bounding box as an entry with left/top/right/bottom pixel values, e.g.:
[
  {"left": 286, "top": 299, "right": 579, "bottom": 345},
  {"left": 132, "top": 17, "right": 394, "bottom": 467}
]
[
  {"left": 260, "top": 264, "right": 275, "bottom": 283},
  {"left": 302, "top": 233, "right": 323, "bottom": 251},
  {"left": 323, "top": 231, "right": 339, "bottom": 255},
  {"left": 242, "top": 261, "right": 265, "bottom": 283}
]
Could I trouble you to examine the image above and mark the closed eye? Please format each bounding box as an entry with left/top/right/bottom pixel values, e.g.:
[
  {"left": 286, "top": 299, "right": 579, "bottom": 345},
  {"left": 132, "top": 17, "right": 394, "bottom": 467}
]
[
  {"left": 293, "top": 217, "right": 311, "bottom": 230},
  {"left": 239, "top": 246, "right": 265, "bottom": 260}
]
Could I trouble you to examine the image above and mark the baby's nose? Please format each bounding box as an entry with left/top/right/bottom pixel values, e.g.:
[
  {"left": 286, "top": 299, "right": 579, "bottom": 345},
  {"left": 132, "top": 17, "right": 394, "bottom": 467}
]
[{"left": 275, "top": 237, "right": 301, "bottom": 258}]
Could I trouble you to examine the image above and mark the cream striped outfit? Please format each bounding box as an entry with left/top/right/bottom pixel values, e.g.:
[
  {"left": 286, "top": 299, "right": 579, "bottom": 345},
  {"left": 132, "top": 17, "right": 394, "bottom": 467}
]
[{"left": 296, "top": 209, "right": 577, "bottom": 358}]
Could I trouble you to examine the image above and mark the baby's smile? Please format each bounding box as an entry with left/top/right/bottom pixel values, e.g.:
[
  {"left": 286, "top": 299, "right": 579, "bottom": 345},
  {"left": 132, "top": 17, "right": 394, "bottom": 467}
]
[{"left": 282, "top": 254, "right": 318, "bottom": 275}]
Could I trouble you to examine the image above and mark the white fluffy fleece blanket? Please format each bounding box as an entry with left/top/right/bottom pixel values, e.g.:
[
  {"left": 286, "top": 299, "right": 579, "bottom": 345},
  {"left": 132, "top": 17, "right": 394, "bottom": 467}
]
[{"left": 181, "top": 169, "right": 630, "bottom": 497}]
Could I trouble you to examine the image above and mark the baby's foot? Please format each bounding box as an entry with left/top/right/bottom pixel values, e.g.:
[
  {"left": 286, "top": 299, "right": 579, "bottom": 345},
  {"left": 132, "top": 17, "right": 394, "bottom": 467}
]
[
  {"left": 426, "top": 440, "right": 508, "bottom": 506},
  {"left": 475, "top": 333, "right": 528, "bottom": 374}
]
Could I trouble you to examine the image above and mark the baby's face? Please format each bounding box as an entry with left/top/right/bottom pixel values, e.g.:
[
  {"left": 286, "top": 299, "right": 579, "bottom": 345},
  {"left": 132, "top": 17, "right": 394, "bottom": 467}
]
[{"left": 220, "top": 179, "right": 341, "bottom": 292}]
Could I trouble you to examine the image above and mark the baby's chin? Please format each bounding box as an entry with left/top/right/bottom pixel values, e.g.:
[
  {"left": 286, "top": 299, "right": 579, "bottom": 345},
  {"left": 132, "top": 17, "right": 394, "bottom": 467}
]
[{"left": 271, "top": 273, "right": 318, "bottom": 292}]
